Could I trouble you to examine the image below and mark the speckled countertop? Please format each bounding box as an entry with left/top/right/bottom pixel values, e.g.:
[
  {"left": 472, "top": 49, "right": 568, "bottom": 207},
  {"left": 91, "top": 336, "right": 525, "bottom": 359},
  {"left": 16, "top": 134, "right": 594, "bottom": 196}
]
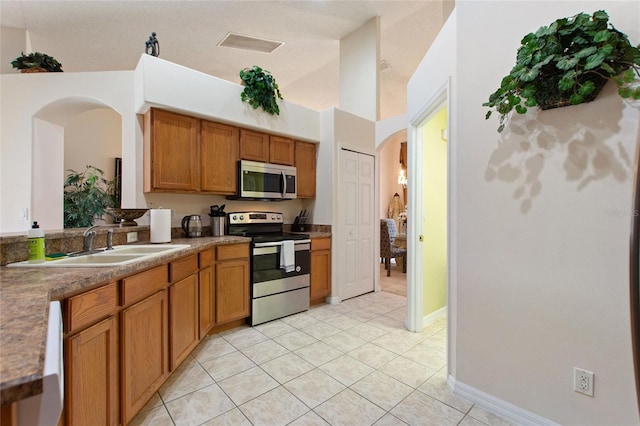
[{"left": 0, "top": 236, "right": 250, "bottom": 405}]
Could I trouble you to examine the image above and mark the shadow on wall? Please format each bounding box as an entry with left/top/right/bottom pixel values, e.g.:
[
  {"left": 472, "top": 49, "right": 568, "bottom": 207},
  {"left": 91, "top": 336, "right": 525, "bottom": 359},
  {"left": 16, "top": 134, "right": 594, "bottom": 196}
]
[{"left": 484, "top": 83, "right": 632, "bottom": 214}]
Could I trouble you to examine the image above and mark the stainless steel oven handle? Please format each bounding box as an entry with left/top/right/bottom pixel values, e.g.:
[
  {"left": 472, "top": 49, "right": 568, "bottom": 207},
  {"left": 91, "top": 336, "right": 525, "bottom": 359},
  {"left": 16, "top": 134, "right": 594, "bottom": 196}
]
[
  {"left": 253, "top": 242, "right": 311, "bottom": 255},
  {"left": 253, "top": 240, "right": 311, "bottom": 248},
  {"left": 281, "top": 170, "right": 286, "bottom": 198}
]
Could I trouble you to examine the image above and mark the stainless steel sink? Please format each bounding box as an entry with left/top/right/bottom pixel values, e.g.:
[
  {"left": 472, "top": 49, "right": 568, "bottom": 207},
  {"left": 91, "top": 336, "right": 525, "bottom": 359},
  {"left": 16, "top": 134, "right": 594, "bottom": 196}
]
[{"left": 8, "top": 244, "right": 190, "bottom": 267}]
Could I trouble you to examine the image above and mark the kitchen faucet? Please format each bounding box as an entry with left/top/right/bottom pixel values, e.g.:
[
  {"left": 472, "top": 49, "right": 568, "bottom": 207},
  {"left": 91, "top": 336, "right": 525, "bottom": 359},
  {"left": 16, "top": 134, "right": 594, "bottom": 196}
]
[{"left": 82, "top": 226, "right": 114, "bottom": 252}]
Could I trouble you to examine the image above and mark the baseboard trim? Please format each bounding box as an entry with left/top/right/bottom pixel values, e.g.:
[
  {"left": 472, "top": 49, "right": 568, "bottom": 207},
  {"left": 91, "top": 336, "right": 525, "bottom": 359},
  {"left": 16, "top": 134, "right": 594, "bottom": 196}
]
[
  {"left": 326, "top": 296, "right": 341, "bottom": 305},
  {"left": 422, "top": 306, "right": 446, "bottom": 328},
  {"left": 447, "top": 375, "right": 559, "bottom": 426}
]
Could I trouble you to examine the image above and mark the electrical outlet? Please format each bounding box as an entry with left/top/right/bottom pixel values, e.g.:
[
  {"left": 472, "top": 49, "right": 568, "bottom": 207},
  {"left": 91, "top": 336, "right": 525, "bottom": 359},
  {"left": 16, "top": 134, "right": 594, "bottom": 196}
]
[
  {"left": 127, "top": 232, "right": 138, "bottom": 243},
  {"left": 574, "top": 367, "right": 594, "bottom": 397}
]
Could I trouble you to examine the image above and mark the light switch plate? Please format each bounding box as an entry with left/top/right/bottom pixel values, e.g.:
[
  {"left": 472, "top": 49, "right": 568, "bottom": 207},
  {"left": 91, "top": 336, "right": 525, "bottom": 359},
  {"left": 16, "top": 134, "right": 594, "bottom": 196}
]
[{"left": 127, "top": 232, "right": 138, "bottom": 243}]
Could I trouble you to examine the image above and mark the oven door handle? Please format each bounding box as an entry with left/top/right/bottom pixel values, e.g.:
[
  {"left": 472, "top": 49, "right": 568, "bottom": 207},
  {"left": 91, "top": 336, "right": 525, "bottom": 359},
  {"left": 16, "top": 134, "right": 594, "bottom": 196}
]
[{"left": 254, "top": 239, "right": 311, "bottom": 248}]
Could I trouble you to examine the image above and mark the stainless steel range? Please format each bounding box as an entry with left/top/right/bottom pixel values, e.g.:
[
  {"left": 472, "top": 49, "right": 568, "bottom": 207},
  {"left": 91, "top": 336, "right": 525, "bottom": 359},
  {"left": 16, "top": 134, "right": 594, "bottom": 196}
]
[{"left": 227, "top": 211, "right": 310, "bottom": 326}]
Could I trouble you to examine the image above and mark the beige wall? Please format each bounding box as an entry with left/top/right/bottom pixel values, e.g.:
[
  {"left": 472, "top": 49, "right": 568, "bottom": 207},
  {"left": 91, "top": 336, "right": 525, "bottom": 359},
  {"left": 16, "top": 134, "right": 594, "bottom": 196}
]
[{"left": 64, "top": 108, "right": 122, "bottom": 183}]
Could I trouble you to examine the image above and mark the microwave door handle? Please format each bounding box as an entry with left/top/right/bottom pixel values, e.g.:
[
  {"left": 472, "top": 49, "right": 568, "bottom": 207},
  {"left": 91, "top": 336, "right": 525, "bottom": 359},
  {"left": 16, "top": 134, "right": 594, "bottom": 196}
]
[{"left": 281, "top": 170, "right": 286, "bottom": 198}]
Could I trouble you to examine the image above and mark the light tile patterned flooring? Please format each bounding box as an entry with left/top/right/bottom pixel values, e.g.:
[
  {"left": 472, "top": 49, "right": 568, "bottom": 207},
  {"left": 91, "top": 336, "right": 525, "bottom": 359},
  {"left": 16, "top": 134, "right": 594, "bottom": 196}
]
[{"left": 131, "top": 291, "right": 513, "bottom": 426}]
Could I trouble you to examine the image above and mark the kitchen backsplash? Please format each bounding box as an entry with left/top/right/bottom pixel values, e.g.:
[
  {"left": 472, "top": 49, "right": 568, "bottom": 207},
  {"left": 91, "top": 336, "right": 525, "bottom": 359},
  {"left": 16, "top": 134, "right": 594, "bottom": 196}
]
[{"left": 0, "top": 224, "right": 331, "bottom": 265}]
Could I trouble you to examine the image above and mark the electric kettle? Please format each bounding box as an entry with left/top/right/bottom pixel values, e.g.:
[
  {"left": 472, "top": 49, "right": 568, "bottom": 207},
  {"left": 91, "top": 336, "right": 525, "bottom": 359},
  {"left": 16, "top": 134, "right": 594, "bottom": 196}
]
[{"left": 181, "top": 215, "right": 202, "bottom": 237}]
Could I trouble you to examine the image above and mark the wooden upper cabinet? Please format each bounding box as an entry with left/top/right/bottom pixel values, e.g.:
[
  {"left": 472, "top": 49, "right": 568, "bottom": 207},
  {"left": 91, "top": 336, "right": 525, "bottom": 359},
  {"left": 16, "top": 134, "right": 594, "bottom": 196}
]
[
  {"left": 295, "top": 141, "right": 317, "bottom": 198},
  {"left": 239, "top": 129, "right": 270, "bottom": 162},
  {"left": 144, "top": 109, "right": 200, "bottom": 192},
  {"left": 201, "top": 121, "right": 239, "bottom": 194},
  {"left": 269, "top": 136, "right": 294, "bottom": 166}
]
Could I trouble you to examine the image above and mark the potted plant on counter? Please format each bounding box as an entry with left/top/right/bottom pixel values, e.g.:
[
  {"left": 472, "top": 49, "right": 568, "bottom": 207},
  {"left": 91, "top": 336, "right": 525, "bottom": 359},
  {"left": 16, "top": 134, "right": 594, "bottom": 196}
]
[
  {"left": 11, "top": 51, "right": 63, "bottom": 73},
  {"left": 484, "top": 10, "right": 640, "bottom": 132}
]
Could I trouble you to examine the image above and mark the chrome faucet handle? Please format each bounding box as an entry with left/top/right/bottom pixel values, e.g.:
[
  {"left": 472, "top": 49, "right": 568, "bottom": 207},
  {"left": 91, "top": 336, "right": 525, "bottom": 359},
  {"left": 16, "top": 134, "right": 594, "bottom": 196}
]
[
  {"left": 106, "top": 228, "right": 114, "bottom": 250},
  {"left": 82, "top": 230, "right": 96, "bottom": 252}
]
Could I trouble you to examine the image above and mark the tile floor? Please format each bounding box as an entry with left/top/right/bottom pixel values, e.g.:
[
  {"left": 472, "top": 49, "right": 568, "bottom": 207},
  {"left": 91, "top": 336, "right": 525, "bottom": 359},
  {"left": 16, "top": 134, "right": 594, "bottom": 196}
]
[{"left": 131, "top": 291, "right": 514, "bottom": 426}]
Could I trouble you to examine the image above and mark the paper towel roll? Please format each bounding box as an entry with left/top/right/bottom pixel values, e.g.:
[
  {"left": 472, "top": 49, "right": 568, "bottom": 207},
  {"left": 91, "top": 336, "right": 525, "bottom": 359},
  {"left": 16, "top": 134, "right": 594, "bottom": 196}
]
[{"left": 150, "top": 209, "right": 171, "bottom": 243}]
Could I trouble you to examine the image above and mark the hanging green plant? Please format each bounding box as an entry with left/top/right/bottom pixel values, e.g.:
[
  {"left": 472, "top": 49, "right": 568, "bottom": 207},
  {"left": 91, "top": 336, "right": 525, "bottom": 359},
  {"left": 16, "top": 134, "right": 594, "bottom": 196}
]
[
  {"left": 239, "top": 66, "right": 284, "bottom": 115},
  {"left": 63, "top": 165, "right": 117, "bottom": 228},
  {"left": 11, "top": 51, "right": 63, "bottom": 72},
  {"left": 484, "top": 10, "right": 640, "bottom": 133}
]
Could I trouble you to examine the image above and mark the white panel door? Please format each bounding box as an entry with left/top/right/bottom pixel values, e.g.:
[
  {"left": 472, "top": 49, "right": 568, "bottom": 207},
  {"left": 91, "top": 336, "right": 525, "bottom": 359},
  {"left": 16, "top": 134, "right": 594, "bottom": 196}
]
[{"left": 340, "top": 149, "right": 375, "bottom": 300}]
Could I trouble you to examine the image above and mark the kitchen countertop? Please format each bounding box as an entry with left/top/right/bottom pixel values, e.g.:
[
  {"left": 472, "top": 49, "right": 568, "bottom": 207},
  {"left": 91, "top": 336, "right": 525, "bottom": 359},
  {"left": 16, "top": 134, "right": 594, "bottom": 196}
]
[{"left": 0, "top": 236, "right": 250, "bottom": 405}]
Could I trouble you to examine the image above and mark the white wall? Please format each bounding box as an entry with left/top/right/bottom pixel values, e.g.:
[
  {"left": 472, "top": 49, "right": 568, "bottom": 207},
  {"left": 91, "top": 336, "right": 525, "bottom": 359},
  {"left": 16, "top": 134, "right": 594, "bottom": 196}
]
[
  {"left": 409, "top": 2, "right": 640, "bottom": 424},
  {"left": 32, "top": 119, "right": 64, "bottom": 230},
  {"left": 1, "top": 27, "right": 26, "bottom": 74},
  {"left": 339, "top": 17, "right": 380, "bottom": 121},
  {"left": 0, "top": 71, "right": 135, "bottom": 232},
  {"left": 320, "top": 108, "right": 376, "bottom": 303}
]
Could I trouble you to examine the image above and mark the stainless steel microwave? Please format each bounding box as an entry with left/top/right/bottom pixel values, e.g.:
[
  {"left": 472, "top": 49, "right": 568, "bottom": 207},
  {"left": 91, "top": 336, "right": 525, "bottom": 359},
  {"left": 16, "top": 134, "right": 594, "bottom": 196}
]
[{"left": 236, "top": 160, "right": 296, "bottom": 200}]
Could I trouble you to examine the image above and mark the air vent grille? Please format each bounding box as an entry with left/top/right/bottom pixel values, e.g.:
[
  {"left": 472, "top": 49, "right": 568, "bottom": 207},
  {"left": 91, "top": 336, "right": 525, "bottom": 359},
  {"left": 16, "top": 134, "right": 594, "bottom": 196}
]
[{"left": 218, "top": 33, "right": 283, "bottom": 54}]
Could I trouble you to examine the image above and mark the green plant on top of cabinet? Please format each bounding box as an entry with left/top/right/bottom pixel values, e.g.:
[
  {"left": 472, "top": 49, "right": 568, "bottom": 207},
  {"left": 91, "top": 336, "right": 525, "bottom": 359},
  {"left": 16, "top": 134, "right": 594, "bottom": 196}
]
[{"left": 239, "top": 66, "right": 284, "bottom": 115}]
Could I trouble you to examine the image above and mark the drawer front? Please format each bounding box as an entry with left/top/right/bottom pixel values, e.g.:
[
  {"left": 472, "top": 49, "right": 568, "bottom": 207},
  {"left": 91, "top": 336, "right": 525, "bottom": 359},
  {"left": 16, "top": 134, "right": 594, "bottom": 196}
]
[
  {"left": 66, "top": 282, "right": 117, "bottom": 334},
  {"left": 170, "top": 254, "right": 198, "bottom": 283},
  {"left": 199, "top": 249, "right": 214, "bottom": 268},
  {"left": 216, "top": 244, "right": 249, "bottom": 261},
  {"left": 311, "top": 237, "right": 331, "bottom": 251},
  {"left": 121, "top": 264, "right": 168, "bottom": 306}
]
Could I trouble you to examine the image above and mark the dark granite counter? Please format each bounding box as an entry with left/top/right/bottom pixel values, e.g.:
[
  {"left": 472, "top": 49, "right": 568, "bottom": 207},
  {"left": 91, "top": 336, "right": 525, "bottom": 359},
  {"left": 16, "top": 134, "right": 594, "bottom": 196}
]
[{"left": 0, "top": 236, "right": 250, "bottom": 405}]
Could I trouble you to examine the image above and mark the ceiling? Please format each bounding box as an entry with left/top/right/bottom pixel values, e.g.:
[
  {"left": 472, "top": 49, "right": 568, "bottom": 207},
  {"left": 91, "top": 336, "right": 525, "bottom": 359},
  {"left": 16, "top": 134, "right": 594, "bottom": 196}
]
[{"left": 1, "top": 1, "right": 449, "bottom": 119}]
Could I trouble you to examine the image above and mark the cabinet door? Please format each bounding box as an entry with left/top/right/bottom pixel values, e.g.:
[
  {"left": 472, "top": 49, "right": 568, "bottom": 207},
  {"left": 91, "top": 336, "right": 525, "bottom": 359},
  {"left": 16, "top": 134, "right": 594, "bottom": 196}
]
[
  {"left": 144, "top": 109, "right": 199, "bottom": 192},
  {"left": 65, "top": 316, "right": 118, "bottom": 426},
  {"left": 295, "top": 141, "right": 316, "bottom": 198},
  {"left": 169, "top": 274, "right": 200, "bottom": 370},
  {"left": 269, "top": 136, "right": 294, "bottom": 166},
  {"left": 201, "top": 121, "right": 239, "bottom": 194},
  {"left": 239, "top": 129, "right": 269, "bottom": 162},
  {"left": 199, "top": 265, "right": 215, "bottom": 338},
  {"left": 310, "top": 249, "right": 331, "bottom": 300},
  {"left": 216, "top": 259, "right": 250, "bottom": 323},
  {"left": 120, "top": 290, "right": 168, "bottom": 425}
]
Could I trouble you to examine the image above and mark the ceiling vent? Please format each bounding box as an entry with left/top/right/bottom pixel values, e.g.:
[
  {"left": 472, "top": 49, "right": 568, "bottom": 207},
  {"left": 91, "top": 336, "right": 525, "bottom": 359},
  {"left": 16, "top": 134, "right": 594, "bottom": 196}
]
[{"left": 218, "top": 32, "right": 283, "bottom": 54}]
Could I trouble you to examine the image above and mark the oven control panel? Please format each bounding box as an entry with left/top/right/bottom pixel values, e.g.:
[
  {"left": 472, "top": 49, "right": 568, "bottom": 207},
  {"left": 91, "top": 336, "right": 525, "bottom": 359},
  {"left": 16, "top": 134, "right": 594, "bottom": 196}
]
[{"left": 228, "top": 211, "right": 283, "bottom": 225}]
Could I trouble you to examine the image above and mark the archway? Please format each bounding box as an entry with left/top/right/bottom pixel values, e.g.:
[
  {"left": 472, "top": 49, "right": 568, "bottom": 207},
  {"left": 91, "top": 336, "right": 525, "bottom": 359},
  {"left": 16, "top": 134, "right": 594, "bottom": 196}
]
[{"left": 32, "top": 97, "right": 122, "bottom": 229}]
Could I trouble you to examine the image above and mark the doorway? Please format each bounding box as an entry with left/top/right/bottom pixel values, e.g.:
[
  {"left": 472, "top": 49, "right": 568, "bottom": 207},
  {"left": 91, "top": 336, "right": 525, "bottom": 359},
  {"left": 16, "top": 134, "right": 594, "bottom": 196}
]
[{"left": 406, "top": 83, "right": 451, "bottom": 345}]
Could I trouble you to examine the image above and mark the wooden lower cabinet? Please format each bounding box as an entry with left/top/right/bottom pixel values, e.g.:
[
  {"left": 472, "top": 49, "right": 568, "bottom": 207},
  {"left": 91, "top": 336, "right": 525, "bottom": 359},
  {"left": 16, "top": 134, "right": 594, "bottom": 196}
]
[
  {"left": 216, "top": 259, "right": 250, "bottom": 323},
  {"left": 310, "top": 237, "right": 331, "bottom": 303},
  {"left": 65, "top": 316, "right": 118, "bottom": 426},
  {"left": 60, "top": 245, "right": 250, "bottom": 425},
  {"left": 215, "top": 244, "right": 250, "bottom": 324},
  {"left": 120, "top": 290, "right": 169, "bottom": 425},
  {"left": 169, "top": 273, "right": 200, "bottom": 370},
  {"left": 199, "top": 265, "right": 215, "bottom": 338}
]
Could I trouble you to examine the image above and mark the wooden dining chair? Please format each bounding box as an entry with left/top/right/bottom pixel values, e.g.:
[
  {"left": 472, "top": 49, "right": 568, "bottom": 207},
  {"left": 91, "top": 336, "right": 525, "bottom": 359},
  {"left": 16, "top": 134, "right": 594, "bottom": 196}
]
[{"left": 380, "top": 219, "right": 407, "bottom": 276}]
